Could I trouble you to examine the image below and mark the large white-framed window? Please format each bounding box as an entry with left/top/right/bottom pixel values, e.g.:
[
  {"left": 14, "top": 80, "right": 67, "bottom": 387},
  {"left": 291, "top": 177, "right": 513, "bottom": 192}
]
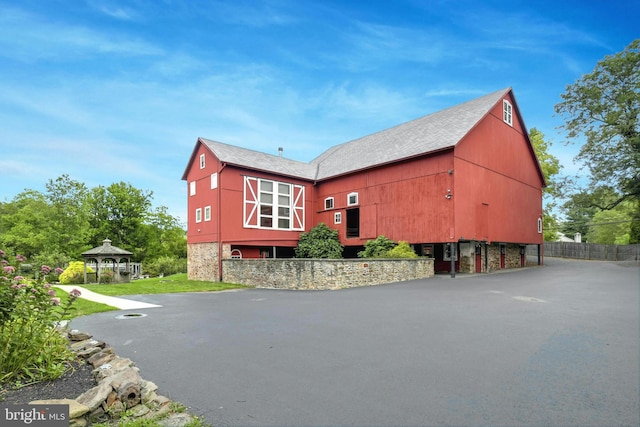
[
  {"left": 211, "top": 173, "right": 218, "bottom": 189},
  {"left": 189, "top": 181, "right": 196, "bottom": 196},
  {"left": 325, "top": 197, "right": 334, "bottom": 210},
  {"left": 243, "top": 176, "right": 304, "bottom": 231},
  {"left": 334, "top": 212, "right": 342, "bottom": 224},
  {"left": 204, "top": 206, "right": 211, "bottom": 221},
  {"left": 347, "top": 192, "right": 359, "bottom": 206},
  {"left": 503, "top": 99, "right": 513, "bottom": 126},
  {"left": 199, "top": 153, "right": 206, "bottom": 169},
  {"left": 195, "top": 208, "right": 202, "bottom": 223}
]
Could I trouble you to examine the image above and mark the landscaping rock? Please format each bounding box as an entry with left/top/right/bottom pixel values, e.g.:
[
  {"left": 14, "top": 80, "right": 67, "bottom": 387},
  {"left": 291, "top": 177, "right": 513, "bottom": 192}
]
[
  {"left": 88, "top": 347, "right": 116, "bottom": 368},
  {"left": 158, "top": 413, "right": 196, "bottom": 427},
  {"left": 20, "top": 329, "right": 206, "bottom": 426},
  {"left": 69, "top": 330, "right": 92, "bottom": 341},
  {"left": 29, "top": 398, "right": 90, "bottom": 419},
  {"left": 75, "top": 382, "right": 113, "bottom": 412},
  {"left": 116, "top": 380, "right": 141, "bottom": 408}
]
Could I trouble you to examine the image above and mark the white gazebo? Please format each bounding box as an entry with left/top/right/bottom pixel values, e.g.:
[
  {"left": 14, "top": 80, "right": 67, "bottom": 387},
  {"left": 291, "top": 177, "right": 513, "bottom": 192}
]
[{"left": 82, "top": 238, "right": 133, "bottom": 284}]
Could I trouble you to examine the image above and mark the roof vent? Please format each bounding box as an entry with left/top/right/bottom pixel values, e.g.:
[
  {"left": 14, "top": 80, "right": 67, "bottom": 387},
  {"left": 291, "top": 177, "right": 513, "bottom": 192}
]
[{"left": 278, "top": 147, "right": 283, "bottom": 157}]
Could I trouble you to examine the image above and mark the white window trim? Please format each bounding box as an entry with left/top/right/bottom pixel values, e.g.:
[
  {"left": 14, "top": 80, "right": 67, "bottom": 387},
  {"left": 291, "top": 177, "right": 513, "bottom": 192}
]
[
  {"left": 503, "top": 99, "right": 513, "bottom": 126},
  {"left": 538, "top": 217, "right": 543, "bottom": 234},
  {"left": 195, "top": 208, "right": 202, "bottom": 223},
  {"left": 204, "top": 205, "right": 211, "bottom": 221},
  {"left": 334, "top": 212, "right": 342, "bottom": 224},
  {"left": 211, "top": 173, "right": 218, "bottom": 189},
  {"left": 325, "top": 197, "right": 334, "bottom": 210},
  {"left": 347, "top": 192, "right": 359, "bottom": 206},
  {"left": 189, "top": 181, "right": 196, "bottom": 196},
  {"left": 243, "top": 176, "right": 304, "bottom": 231},
  {"left": 199, "top": 153, "right": 205, "bottom": 169}
]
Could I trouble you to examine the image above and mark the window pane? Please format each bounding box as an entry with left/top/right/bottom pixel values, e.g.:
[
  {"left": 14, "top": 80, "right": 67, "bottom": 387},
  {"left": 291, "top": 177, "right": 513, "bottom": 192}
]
[
  {"left": 278, "top": 183, "right": 290, "bottom": 194},
  {"left": 278, "top": 195, "right": 290, "bottom": 205},
  {"left": 260, "top": 181, "right": 273, "bottom": 192},
  {"left": 260, "top": 206, "right": 272, "bottom": 216},
  {"left": 260, "top": 193, "right": 273, "bottom": 203},
  {"left": 278, "top": 218, "right": 290, "bottom": 228},
  {"left": 278, "top": 207, "right": 290, "bottom": 217},
  {"left": 260, "top": 217, "right": 273, "bottom": 227},
  {"left": 325, "top": 198, "right": 333, "bottom": 209}
]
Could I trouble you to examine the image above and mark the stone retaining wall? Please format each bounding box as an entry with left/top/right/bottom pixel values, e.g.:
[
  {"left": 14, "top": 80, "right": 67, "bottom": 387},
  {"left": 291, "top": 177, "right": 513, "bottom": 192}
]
[
  {"left": 222, "top": 258, "right": 434, "bottom": 290},
  {"left": 33, "top": 329, "right": 199, "bottom": 427}
]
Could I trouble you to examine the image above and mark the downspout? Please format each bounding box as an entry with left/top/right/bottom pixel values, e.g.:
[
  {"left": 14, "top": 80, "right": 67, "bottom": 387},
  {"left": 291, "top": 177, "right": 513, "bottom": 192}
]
[{"left": 217, "top": 163, "right": 227, "bottom": 282}]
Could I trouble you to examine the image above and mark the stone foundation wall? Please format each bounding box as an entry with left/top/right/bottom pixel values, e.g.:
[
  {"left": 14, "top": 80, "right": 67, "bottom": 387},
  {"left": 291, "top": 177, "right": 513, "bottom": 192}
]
[
  {"left": 187, "top": 242, "right": 219, "bottom": 282},
  {"left": 222, "top": 258, "right": 435, "bottom": 290},
  {"left": 487, "top": 243, "right": 524, "bottom": 271}
]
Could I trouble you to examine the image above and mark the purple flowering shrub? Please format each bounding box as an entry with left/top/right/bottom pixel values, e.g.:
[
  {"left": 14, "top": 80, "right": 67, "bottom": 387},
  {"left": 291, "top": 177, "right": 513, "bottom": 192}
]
[{"left": 0, "top": 250, "right": 81, "bottom": 384}]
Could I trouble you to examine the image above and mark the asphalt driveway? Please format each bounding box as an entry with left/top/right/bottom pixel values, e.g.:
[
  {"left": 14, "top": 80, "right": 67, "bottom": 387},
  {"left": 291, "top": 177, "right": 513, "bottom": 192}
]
[{"left": 71, "top": 258, "right": 640, "bottom": 426}]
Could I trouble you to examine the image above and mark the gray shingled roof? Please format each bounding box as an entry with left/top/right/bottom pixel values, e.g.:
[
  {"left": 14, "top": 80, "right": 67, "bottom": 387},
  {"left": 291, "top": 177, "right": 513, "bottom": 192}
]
[
  {"left": 82, "top": 239, "right": 133, "bottom": 256},
  {"left": 198, "top": 88, "right": 509, "bottom": 181},
  {"left": 312, "top": 88, "right": 509, "bottom": 179},
  {"left": 199, "top": 138, "right": 318, "bottom": 180}
]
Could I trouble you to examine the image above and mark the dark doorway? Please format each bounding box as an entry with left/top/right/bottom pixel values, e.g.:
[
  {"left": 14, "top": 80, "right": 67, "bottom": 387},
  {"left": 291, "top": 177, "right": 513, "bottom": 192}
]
[{"left": 346, "top": 208, "right": 360, "bottom": 238}]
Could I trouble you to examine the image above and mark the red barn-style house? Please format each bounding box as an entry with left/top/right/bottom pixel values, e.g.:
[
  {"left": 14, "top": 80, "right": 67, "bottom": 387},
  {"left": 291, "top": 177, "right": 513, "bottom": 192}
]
[{"left": 182, "top": 88, "right": 545, "bottom": 281}]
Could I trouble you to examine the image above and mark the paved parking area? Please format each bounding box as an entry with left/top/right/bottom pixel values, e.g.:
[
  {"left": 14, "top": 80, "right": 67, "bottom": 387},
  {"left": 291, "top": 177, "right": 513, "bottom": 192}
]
[{"left": 72, "top": 258, "right": 639, "bottom": 426}]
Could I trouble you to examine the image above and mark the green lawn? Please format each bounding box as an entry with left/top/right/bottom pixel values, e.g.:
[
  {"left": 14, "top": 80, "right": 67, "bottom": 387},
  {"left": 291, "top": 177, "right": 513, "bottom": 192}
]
[
  {"left": 55, "top": 274, "right": 248, "bottom": 318},
  {"left": 81, "top": 273, "right": 247, "bottom": 296}
]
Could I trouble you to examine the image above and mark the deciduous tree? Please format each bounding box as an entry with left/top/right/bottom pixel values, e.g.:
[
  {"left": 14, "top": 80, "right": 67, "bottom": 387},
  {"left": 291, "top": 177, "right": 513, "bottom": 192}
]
[{"left": 555, "top": 40, "right": 640, "bottom": 210}]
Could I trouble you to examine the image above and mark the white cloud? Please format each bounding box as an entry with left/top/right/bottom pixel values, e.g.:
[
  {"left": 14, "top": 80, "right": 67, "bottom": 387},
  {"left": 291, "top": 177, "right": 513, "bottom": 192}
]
[{"left": 0, "top": 5, "right": 163, "bottom": 62}]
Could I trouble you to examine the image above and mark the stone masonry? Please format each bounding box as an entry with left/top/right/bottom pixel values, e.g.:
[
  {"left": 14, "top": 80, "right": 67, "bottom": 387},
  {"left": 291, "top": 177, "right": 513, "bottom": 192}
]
[
  {"left": 222, "top": 258, "right": 434, "bottom": 290},
  {"left": 31, "top": 329, "right": 198, "bottom": 427}
]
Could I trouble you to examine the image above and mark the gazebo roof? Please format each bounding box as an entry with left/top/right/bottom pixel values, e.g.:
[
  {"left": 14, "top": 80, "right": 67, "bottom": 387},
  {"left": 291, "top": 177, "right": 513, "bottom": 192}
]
[{"left": 82, "top": 239, "right": 133, "bottom": 257}]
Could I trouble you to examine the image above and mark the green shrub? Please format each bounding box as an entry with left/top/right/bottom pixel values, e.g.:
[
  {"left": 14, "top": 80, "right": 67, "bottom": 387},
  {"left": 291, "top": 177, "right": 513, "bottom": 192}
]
[
  {"left": 386, "top": 241, "right": 418, "bottom": 258},
  {"left": 59, "top": 261, "right": 94, "bottom": 284},
  {"left": 295, "top": 223, "right": 343, "bottom": 258},
  {"left": 358, "top": 235, "right": 396, "bottom": 258},
  {"left": 0, "top": 250, "right": 81, "bottom": 384},
  {"left": 99, "top": 270, "right": 114, "bottom": 284},
  {"left": 144, "top": 256, "right": 187, "bottom": 277}
]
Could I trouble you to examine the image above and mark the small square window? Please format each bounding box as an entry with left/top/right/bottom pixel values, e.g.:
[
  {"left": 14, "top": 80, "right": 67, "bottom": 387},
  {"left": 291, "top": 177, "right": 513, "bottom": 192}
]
[
  {"left": 325, "top": 197, "right": 334, "bottom": 210},
  {"left": 211, "top": 173, "right": 218, "bottom": 189},
  {"left": 195, "top": 208, "right": 202, "bottom": 223},
  {"left": 347, "top": 192, "right": 358, "bottom": 206},
  {"left": 204, "top": 206, "right": 211, "bottom": 221},
  {"left": 189, "top": 181, "right": 196, "bottom": 196},
  {"left": 503, "top": 100, "right": 513, "bottom": 126},
  {"left": 199, "top": 153, "right": 205, "bottom": 169},
  {"left": 334, "top": 212, "right": 342, "bottom": 224}
]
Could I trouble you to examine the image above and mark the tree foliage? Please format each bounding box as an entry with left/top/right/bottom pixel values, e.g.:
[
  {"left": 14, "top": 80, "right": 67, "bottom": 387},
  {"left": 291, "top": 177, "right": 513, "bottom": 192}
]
[
  {"left": 295, "top": 223, "right": 343, "bottom": 258},
  {"left": 0, "top": 175, "right": 186, "bottom": 266},
  {"left": 555, "top": 39, "right": 640, "bottom": 209},
  {"left": 529, "top": 128, "right": 562, "bottom": 241},
  {"left": 585, "top": 200, "right": 635, "bottom": 244}
]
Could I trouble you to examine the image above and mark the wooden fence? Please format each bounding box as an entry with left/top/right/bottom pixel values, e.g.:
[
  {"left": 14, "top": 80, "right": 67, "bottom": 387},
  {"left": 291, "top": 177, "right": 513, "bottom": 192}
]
[{"left": 527, "top": 242, "right": 640, "bottom": 261}]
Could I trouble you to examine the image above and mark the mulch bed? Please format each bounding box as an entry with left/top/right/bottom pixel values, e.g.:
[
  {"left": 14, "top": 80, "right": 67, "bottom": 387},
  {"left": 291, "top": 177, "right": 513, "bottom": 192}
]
[{"left": 0, "top": 359, "right": 97, "bottom": 405}]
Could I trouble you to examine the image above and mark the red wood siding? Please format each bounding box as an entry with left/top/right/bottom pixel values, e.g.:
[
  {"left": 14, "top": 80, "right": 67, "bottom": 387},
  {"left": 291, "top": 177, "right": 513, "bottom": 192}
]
[
  {"left": 316, "top": 151, "right": 455, "bottom": 245},
  {"left": 213, "top": 165, "right": 314, "bottom": 247},
  {"left": 185, "top": 144, "right": 221, "bottom": 244},
  {"left": 453, "top": 93, "right": 544, "bottom": 244}
]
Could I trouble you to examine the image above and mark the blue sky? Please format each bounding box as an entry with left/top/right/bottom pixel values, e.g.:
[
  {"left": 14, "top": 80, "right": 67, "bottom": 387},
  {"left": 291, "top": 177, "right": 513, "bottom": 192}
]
[{"left": 0, "top": 0, "right": 637, "bottom": 225}]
